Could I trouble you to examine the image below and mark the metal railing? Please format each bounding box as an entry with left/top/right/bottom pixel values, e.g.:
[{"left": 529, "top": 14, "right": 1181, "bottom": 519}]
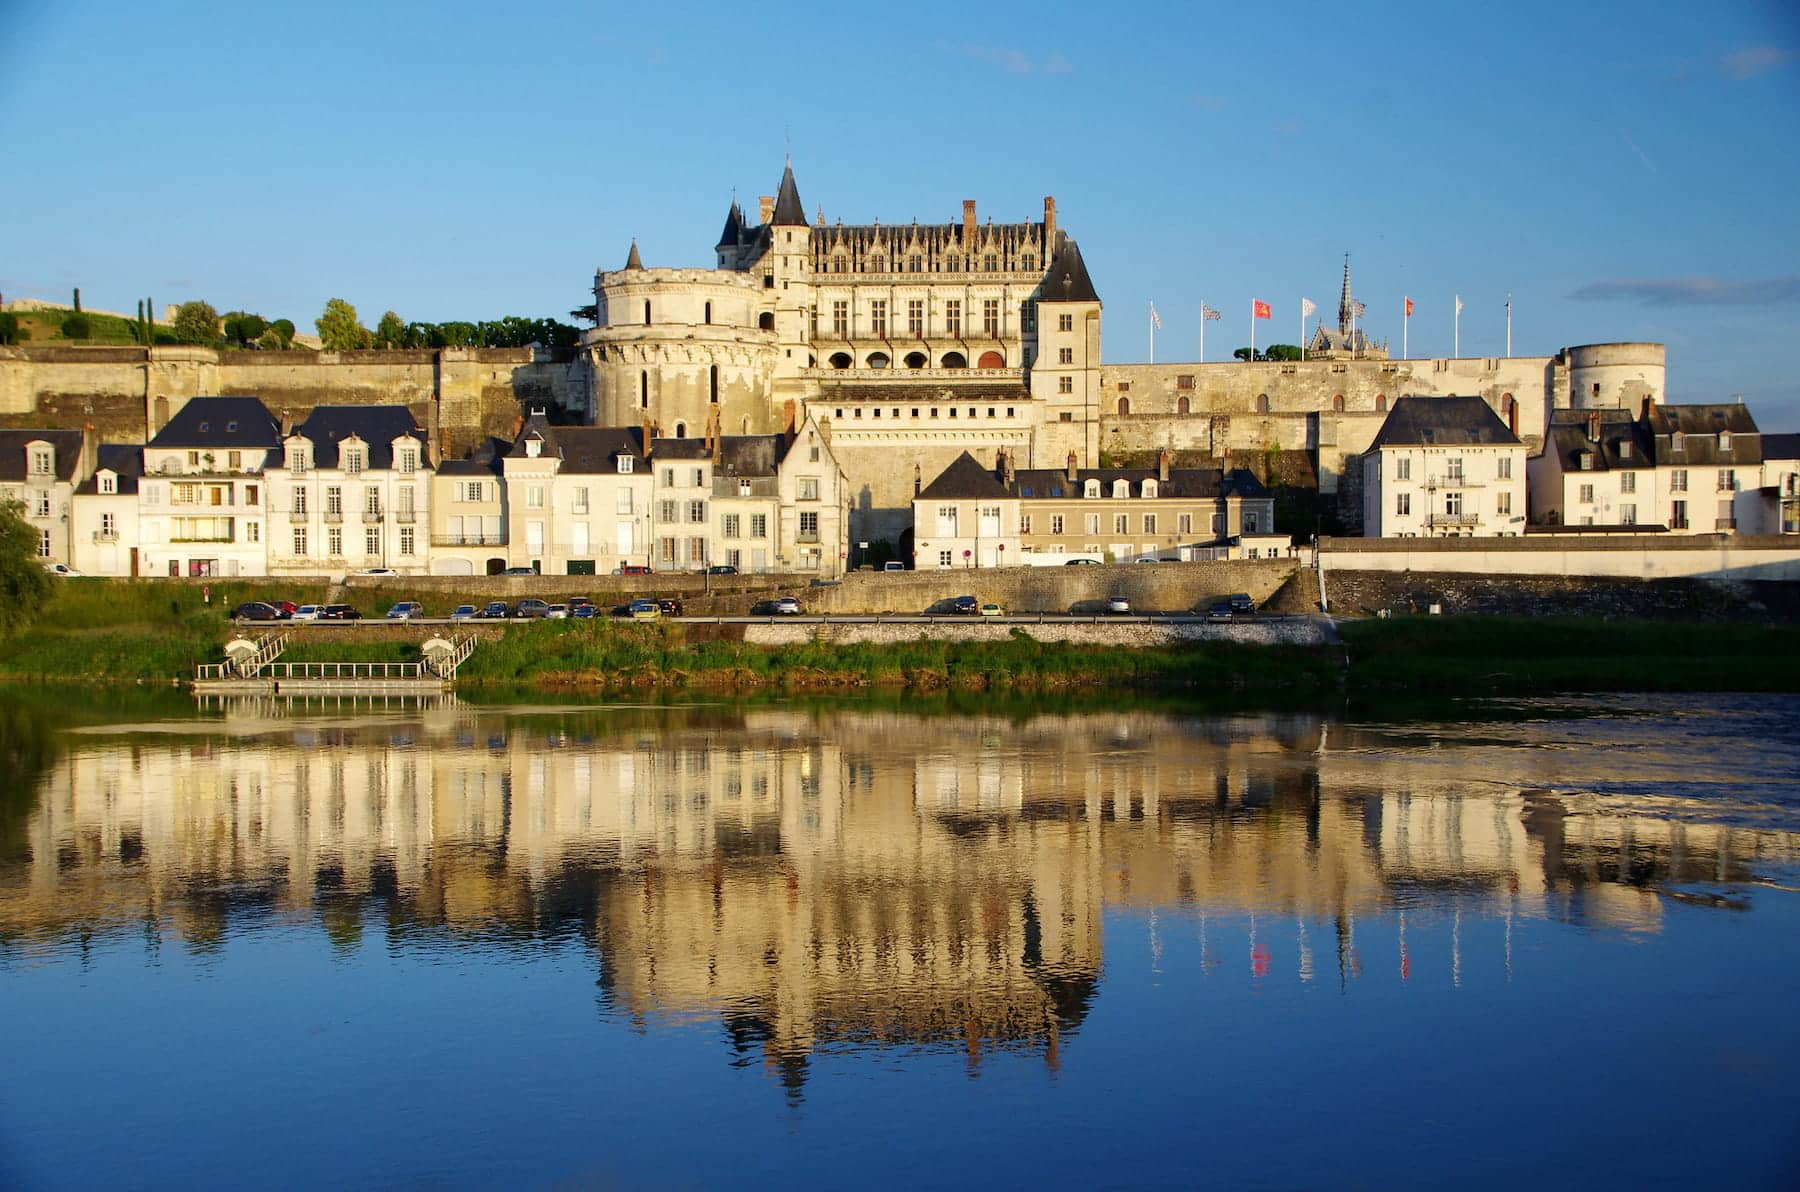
[
  {"left": 1716, "top": 517, "right": 1737, "bottom": 530},
  {"left": 363, "top": 510, "right": 384, "bottom": 523},
  {"left": 431, "top": 534, "right": 507, "bottom": 547},
  {"left": 92, "top": 530, "right": 119, "bottom": 543},
  {"left": 427, "top": 635, "right": 479, "bottom": 678},
  {"left": 1425, "top": 513, "right": 1481, "bottom": 528}
]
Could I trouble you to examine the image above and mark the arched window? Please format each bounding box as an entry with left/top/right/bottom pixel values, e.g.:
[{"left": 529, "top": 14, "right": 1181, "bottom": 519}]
[
  {"left": 1177, "top": 396, "right": 1190, "bottom": 415},
  {"left": 867, "top": 352, "right": 890, "bottom": 369},
  {"left": 1256, "top": 393, "right": 1270, "bottom": 414},
  {"left": 904, "top": 351, "right": 927, "bottom": 369},
  {"left": 703, "top": 302, "right": 712, "bottom": 324},
  {"left": 640, "top": 371, "right": 649, "bottom": 409},
  {"left": 1112, "top": 479, "right": 1129, "bottom": 499},
  {"left": 643, "top": 301, "right": 651, "bottom": 326},
  {"left": 1084, "top": 480, "right": 1100, "bottom": 498},
  {"left": 1117, "top": 397, "right": 1131, "bottom": 416},
  {"left": 1375, "top": 393, "right": 1387, "bottom": 411},
  {"left": 709, "top": 365, "right": 719, "bottom": 403},
  {"left": 977, "top": 350, "right": 1005, "bottom": 368},
  {"left": 1142, "top": 479, "right": 1158, "bottom": 498},
  {"left": 941, "top": 352, "right": 967, "bottom": 369},
  {"left": 829, "top": 352, "right": 852, "bottom": 370},
  {"left": 1332, "top": 394, "right": 1345, "bottom": 412},
  {"left": 741, "top": 417, "right": 751, "bottom": 435},
  {"left": 758, "top": 311, "right": 774, "bottom": 331},
  {"left": 673, "top": 422, "right": 686, "bottom": 439}
]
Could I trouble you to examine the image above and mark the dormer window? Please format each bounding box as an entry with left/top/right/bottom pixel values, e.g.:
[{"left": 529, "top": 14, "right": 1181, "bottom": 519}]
[
  {"left": 98, "top": 473, "right": 116, "bottom": 495},
  {"left": 525, "top": 437, "right": 542, "bottom": 459},
  {"left": 1083, "top": 480, "right": 1100, "bottom": 499},
  {"left": 1142, "top": 479, "right": 1158, "bottom": 499},
  {"left": 1579, "top": 453, "right": 1594, "bottom": 471},
  {"left": 1112, "top": 479, "right": 1129, "bottom": 499},
  {"left": 1618, "top": 441, "right": 1632, "bottom": 460},
  {"left": 1672, "top": 433, "right": 1685, "bottom": 453},
  {"left": 398, "top": 447, "right": 417, "bottom": 474},
  {"left": 290, "top": 447, "right": 310, "bottom": 473},
  {"left": 29, "top": 447, "right": 53, "bottom": 476},
  {"left": 1719, "top": 432, "right": 1732, "bottom": 451},
  {"left": 617, "top": 455, "right": 633, "bottom": 474},
  {"left": 198, "top": 421, "right": 210, "bottom": 433},
  {"left": 226, "top": 421, "right": 238, "bottom": 433},
  {"left": 344, "top": 448, "right": 364, "bottom": 474}
]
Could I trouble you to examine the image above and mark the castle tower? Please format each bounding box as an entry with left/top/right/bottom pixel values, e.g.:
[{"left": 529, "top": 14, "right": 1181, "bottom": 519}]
[
  {"left": 714, "top": 199, "right": 744, "bottom": 270},
  {"left": 1030, "top": 222, "right": 1104, "bottom": 465}
]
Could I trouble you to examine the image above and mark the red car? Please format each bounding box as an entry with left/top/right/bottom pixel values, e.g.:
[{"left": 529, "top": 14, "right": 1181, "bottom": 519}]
[
  {"left": 263, "top": 599, "right": 298, "bottom": 618},
  {"left": 614, "top": 564, "right": 653, "bottom": 575}
]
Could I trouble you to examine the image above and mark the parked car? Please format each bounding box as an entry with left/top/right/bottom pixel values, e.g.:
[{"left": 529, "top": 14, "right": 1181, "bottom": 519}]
[
  {"left": 514, "top": 599, "right": 551, "bottom": 619},
  {"left": 706, "top": 564, "right": 738, "bottom": 575},
  {"left": 545, "top": 603, "right": 570, "bottom": 619},
  {"left": 42, "top": 562, "right": 82, "bottom": 577},
  {"left": 883, "top": 561, "right": 906, "bottom": 572},
  {"left": 572, "top": 603, "right": 598, "bottom": 619},
  {"left": 231, "top": 601, "right": 283, "bottom": 621},
  {"left": 481, "top": 601, "right": 510, "bottom": 619},
  {"left": 1105, "top": 595, "right": 1132, "bottom": 615},
  {"left": 292, "top": 605, "right": 323, "bottom": 621},
  {"left": 502, "top": 566, "right": 536, "bottom": 576},
  {"left": 628, "top": 598, "right": 661, "bottom": 620},
  {"left": 567, "top": 596, "right": 593, "bottom": 611},
  {"left": 1064, "top": 558, "right": 1100, "bottom": 566},
  {"left": 1228, "top": 593, "right": 1257, "bottom": 615},
  {"left": 450, "top": 604, "right": 478, "bottom": 620},
  {"left": 773, "top": 596, "right": 802, "bottom": 615},
  {"left": 613, "top": 564, "right": 653, "bottom": 576},
  {"left": 360, "top": 567, "right": 398, "bottom": 577},
  {"left": 263, "top": 600, "right": 298, "bottom": 618},
  {"left": 657, "top": 598, "right": 684, "bottom": 617},
  {"left": 1207, "top": 602, "right": 1234, "bottom": 623},
  {"left": 319, "top": 604, "right": 362, "bottom": 620},
  {"left": 979, "top": 602, "right": 1004, "bottom": 617},
  {"left": 951, "top": 595, "right": 979, "bottom": 615},
  {"left": 385, "top": 601, "right": 424, "bottom": 620}
]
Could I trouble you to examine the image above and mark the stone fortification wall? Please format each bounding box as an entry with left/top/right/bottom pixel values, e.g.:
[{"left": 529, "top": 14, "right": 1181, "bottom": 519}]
[
  {"left": 800, "top": 559, "right": 1297, "bottom": 615},
  {"left": 1319, "top": 534, "right": 1800, "bottom": 582},
  {"left": 0, "top": 346, "right": 588, "bottom": 452},
  {"left": 744, "top": 618, "right": 1331, "bottom": 647},
  {"left": 1321, "top": 569, "right": 1800, "bottom": 622}
]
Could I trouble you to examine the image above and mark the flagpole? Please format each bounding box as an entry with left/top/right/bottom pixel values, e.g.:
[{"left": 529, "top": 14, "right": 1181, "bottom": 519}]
[
  {"left": 1506, "top": 293, "right": 1513, "bottom": 357},
  {"left": 1403, "top": 307, "right": 1409, "bottom": 361},
  {"left": 1453, "top": 295, "right": 1461, "bottom": 359},
  {"left": 1149, "top": 300, "right": 1155, "bottom": 364},
  {"left": 1299, "top": 303, "right": 1305, "bottom": 362},
  {"left": 1249, "top": 303, "right": 1256, "bottom": 360},
  {"left": 1199, "top": 302, "right": 1205, "bottom": 364}
]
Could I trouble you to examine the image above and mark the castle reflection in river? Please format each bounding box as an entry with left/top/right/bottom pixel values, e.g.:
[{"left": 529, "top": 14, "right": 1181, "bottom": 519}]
[{"left": 4, "top": 697, "right": 1794, "bottom": 1090}]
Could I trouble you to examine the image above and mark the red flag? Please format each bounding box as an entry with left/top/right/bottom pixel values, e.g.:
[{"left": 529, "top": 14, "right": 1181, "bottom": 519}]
[
  {"left": 1405, "top": 296, "right": 1415, "bottom": 316},
  {"left": 1252, "top": 299, "right": 1271, "bottom": 320}
]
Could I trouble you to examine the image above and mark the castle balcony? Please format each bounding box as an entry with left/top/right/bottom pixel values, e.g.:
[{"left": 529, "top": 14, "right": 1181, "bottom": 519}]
[
  {"left": 322, "top": 510, "right": 343, "bottom": 524},
  {"left": 805, "top": 366, "right": 1023, "bottom": 383},
  {"left": 362, "top": 509, "right": 384, "bottom": 524},
  {"left": 92, "top": 530, "right": 119, "bottom": 543},
  {"left": 395, "top": 510, "right": 416, "bottom": 524},
  {"left": 1425, "top": 513, "right": 1481, "bottom": 530}
]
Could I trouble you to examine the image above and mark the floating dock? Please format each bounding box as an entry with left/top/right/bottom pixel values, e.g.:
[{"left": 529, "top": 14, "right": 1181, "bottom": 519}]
[{"left": 193, "top": 634, "right": 477, "bottom": 695}]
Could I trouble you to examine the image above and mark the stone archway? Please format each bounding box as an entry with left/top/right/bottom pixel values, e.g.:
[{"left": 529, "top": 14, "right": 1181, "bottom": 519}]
[
  {"left": 941, "top": 352, "right": 967, "bottom": 369},
  {"left": 977, "top": 350, "right": 1005, "bottom": 368}
]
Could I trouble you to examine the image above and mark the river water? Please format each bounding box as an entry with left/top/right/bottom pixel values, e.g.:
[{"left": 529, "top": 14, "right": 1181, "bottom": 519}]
[{"left": 2, "top": 691, "right": 1798, "bottom": 1189}]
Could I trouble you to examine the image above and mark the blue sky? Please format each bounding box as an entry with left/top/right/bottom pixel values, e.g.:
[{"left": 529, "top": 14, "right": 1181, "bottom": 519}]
[{"left": 3, "top": 0, "right": 1797, "bottom": 427}]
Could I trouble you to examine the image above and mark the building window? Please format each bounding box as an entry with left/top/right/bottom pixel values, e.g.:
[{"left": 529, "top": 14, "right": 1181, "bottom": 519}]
[
  {"left": 1256, "top": 394, "right": 1270, "bottom": 413},
  {"left": 945, "top": 300, "right": 962, "bottom": 336},
  {"left": 1177, "top": 397, "right": 1191, "bottom": 415},
  {"left": 326, "top": 486, "right": 343, "bottom": 515},
  {"left": 1021, "top": 301, "right": 1036, "bottom": 332},
  {"left": 1621, "top": 503, "right": 1636, "bottom": 525},
  {"left": 1396, "top": 492, "right": 1411, "bottom": 516},
  {"left": 908, "top": 254, "right": 922, "bottom": 273},
  {"left": 799, "top": 478, "right": 819, "bottom": 501},
  {"left": 344, "top": 449, "right": 364, "bottom": 474},
  {"left": 1446, "top": 458, "right": 1464, "bottom": 483},
  {"left": 1058, "top": 313, "right": 1074, "bottom": 332},
  {"left": 908, "top": 300, "right": 924, "bottom": 336},
  {"left": 723, "top": 514, "right": 740, "bottom": 538},
  {"left": 32, "top": 492, "right": 51, "bottom": 518},
  {"left": 1498, "top": 456, "right": 1512, "bottom": 480},
  {"left": 1059, "top": 376, "right": 1073, "bottom": 394},
  {"left": 1117, "top": 397, "right": 1130, "bottom": 416},
  {"left": 939, "top": 550, "right": 954, "bottom": 567},
  {"left": 983, "top": 254, "right": 998, "bottom": 272},
  {"left": 326, "top": 527, "right": 342, "bottom": 556},
  {"left": 1051, "top": 514, "right": 1065, "bottom": 534},
  {"left": 750, "top": 513, "right": 767, "bottom": 538},
  {"left": 1021, "top": 514, "right": 1033, "bottom": 534},
  {"left": 688, "top": 499, "right": 706, "bottom": 523},
  {"left": 1497, "top": 492, "right": 1513, "bottom": 516},
  {"left": 98, "top": 473, "right": 116, "bottom": 495},
  {"left": 246, "top": 522, "right": 260, "bottom": 543},
  {"left": 798, "top": 511, "right": 819, "bottom": 541},
  {"left": 36, "top": 529, "right": 50, "bottom": 558},
  {"left": 1084, "top": 513, "right": 1100, "bottom": 535},
  {"left": 1718, "top": 469, "right": 1737, "bottom": 492},
  {"left": 1670, "top": 469, "right": 1687, "bottom": 493},
  {"left": 870, "top": 299, "right": 887, "bottom": 337},
  {"left": 1143, "top": 514, "right": 1157, "bottom": 534},
  {"left": 292, "top": 488, "right": 308, "bottom": 514},
  {"left": 293, "top": 527, "right": 307, "bottom": 556},
  {"left": 1445, "top": 492, "right": 1463, "bottom": 516},
  {"left": 831, "top": 301, "right": 848, "bottom": 337},
  {"left": 1671, "top": 499, "right": 1688, "bottom": 529},
  {"left": 658, "top": 499, "right": 677, "bottom": 523},
  {"left": 982, "top": 299, "right": 999, "bottom": 335},
  {"left": 573, "top": 487, "right": 589, "bottom": 513},
  {"left": 1578, "top": 484, "right": 1595, "bottom": 504},
  {"left": 528, "top": 486, "right": 544, "bottom": 509},
  {"left": 1058, "top": 347, "right": 1074, "bottom": 365},
  {"left": 365, "top": 528, "right": 379, "bottom": 555},
  {"left": 30, "top": 447, "right": 53, "bottom": 475},
  {"left": 1620, "top": 472, "right": 1636, "bottom": 494},
  {"left": 1245, "top": 511, "right": 1261, "bottom": 533}
]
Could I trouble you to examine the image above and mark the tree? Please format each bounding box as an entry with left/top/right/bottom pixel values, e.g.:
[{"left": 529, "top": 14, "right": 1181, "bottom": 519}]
[
  {"left": 1233, "top": 347, "right": 1259, "bottom": 362},
  {"left": 256, "top": 328, "right": 285, "bottom": 350},
  {"left": 270, "top": 319, "right": 296, "bottom": 348},
  {"left": 1264, "top": 343, "right": 1302, "bottom": 362},
  {"left": 60, "top": 313, "right": 91, "bottom": 340},
  {"left": 0, "top": 502, "right": 55, "bottom": 636},
  {"left": 0, "top": 312, "right": 22, "bottom": 345},
  {"left": 373, "top": 310, "right": 407, "bottom": 348},
  {"left": 315, "top": 298, "right": 371, "bottom": 350},
  {"left": 171, "top": 300, "right": 221, "bottom": 345},
  {"left": 222, "top": 311, "right": 268, "bottom": 347}
]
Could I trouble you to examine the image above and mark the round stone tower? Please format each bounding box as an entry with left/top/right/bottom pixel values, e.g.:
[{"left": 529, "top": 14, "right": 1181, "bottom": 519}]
[{"left": 1565, "top": 342, "right": 1666, "bottom": 412}]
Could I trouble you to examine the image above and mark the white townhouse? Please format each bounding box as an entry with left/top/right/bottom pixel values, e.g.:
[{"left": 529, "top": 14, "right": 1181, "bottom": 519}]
[
  {"left": 71, "top": 444, "right": 143, "bottom": 575},
  {"left": 501, "top": 414, "right": 654, "bottom": 576},
  {"left": 264, "top": 406, "right": 433, "bottom": 577},
  {"left": 1748, "top": 432, "right": 1799, "bottom": 536},
  {"left": 1529, "top": 408, "right": 1659, "bottom": 529},
  {"left": 1361, "top": 396, "right": 1527, "bottom": 538},
  {"left": 137, "top": 396, "right": 281, "bottom": 578},
  {"left": 0, "top": 428, "right": 95, "bottom": 569},
  {"left": 1641, "top": 402, "right": 1764, "bottom": 535},
  {"left": 429, "top": 437, "right": 511, "bottom": 576}
]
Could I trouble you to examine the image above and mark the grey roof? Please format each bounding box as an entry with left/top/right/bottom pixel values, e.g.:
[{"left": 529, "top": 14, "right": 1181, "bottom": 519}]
[
  {"left": 147, "top": 396, "right": 283, "bottom": 450},
  {"left": 650, "top": 437, "right": 711, "bottom": 460},
  {"left": 1545, "top": 409, "right": 1654, "bottom": 472},
  {"left": 1013, "top": 466, "right": 1270, "bottom": 501},
  {"left": 771, "top": 163, "right": 806, "bottom": 225},
  {"left": 436, "top": 437, "right": 508, "bottom": 477},
  {"left": 75, "top": 444, "right": 143, "bottom": 495},
  {"left": 1368, "top": 396, "right": 1521, "bottom": 449},
  {"left": 918, "top": 452, "right": 1012, "bottom": 501},
  {"left": 715, "top": 200, "right": 743, "bottom": 250},
  {"left": 1761, "top": 432, "right": 1800, "bottom": 463},
  {"left": 718, "top": 434, "right": 783, "bottom": 478},
  {"left": 1645, "top": 402, "right": 1761, "bottom": 466},
  {"left": 507, "top": 414, "right": 647, "bottom": 473},
  {"left": 1039, "top": 232, "right": 1099, "bottom": 303},
  {"left": 284, "top": 405, "right": 427, "bottom": 470},
  {"left": 0, "top": 429, "right": 84, "bottom": 483},
  {"left": 625, "top": 239, "right": 643, "bottom": 270}
]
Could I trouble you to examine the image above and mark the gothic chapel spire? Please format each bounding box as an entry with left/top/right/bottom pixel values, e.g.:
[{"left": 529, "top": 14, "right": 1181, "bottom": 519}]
[{"left": 1337, "top": 254, "right": 1353, "bottom": 335}]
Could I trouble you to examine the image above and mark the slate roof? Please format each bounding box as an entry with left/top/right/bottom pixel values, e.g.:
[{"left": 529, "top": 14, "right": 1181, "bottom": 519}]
[
  {"left": 0, "top": 429, "right": 85, "bottom": 483},
  {"left": 284, "top": 405, "right": 427, "bottom": 470},
  {"left": 75, "top": 444, "right": 143, "bottom": 495},
  {"left": 771, "top": 163, "right": 806, "bottom": 226},
  {"left": 718, "top": 434, "right": 784, "bottom": 478},
  {"left": 1367, "top": 396, "right": 1522, "bottom": 449},
  {"left": 147, "top": 396, "right": 283, "bottom": 450},
  {"left": 917, "top": 452, "right": 1012, "bottom": 501},
  {"left": 715, "top": 200, "right": 743, "bottom": 250},
  {"left": 437, "top": 436, "right": 508, "bottom": 478},
  {"left": 1039, "top": 231, "right": 1099, "bottom": 303},
  {"left": 1645, "top": 403, "right": 1761, "bottom": 466},
  {"left": 1761, "top": 433, "right": 1800, "bottom": 463},
  {"left": 625, "top": 239, "right": 643, "bottom": 270},
  {"left": 1545, "top": 409, "right": 1654, "bottom": 472},
  {"left": 650, "top": 437, "right": 711, "bottom": 460},
  {"left": 919, "top": 451, "right": 1270, "bottom": 502}
]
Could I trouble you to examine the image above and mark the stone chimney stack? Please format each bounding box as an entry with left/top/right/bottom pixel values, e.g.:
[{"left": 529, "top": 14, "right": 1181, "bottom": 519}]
[
  {"left": 1065, "top": 451, "right": 1078, "bottom": 484},
  {"left": 759, "top": 195, "right": 775, "bottom": 224},
  {"left": 962, "top": 200, "right": 977, "bottom": 247},
  {"left": 782, "top": 399, "right": 797, "bottom": 438},
  {"left": 1641, "top": 396, "right": 1655, "bottom": 420},
  {"left": 1158, "top": 448, "right": 1171, "bottom": 483},
  {"left": 914, "top": 462, "right": 922, "bottom": 497},
  {"left": 997, "top": 448, "right": 1014, "bottom": 489},
  {"left": 1043, "top": 196, "right": 1057, "bottom": 247},
  {"left": 81, "top": 422, "right": 98, "bottom": 480},
  {"left": 1587, "top": 410, "right": 1601, "bottom": 442},
  {"left": 640, "top": 414, "right": 653, "bottom": 458}
]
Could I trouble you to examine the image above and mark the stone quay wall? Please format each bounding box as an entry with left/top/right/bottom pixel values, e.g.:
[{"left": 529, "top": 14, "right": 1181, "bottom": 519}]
[
  {"left": 743, "top": 617, "right": 1332, "bottom": 647},
  {"left": 1318, "top": 534, "right": 1800, "bottom": 582}
]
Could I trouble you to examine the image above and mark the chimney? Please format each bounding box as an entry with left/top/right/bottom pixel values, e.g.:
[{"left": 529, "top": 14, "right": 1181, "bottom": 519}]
[
  {"left": 1587, "top": 410, "right": 1601, "bottom": 442},
  {"left": 914, "top": 462, "right": 922, "bottom": 497},
  {"left": 997, "top": 448, "right": 1014, "bottom": 488},
  {"left": 709, "top": 409, "right": 723, "bottom": 467},
  {"left": 1157, "top": 448, "right": 1171, "bottom": 483},
  {"left": 782, "top": 399, "right": 797, "bottom": 439},
  {"left": 1065, "top": 451, "right": 1078, "bottom": 484},
  {"left": 1641, "top": 396, "right": 1655, "bottom": 420},
  {"left": 509, "top": 412, "right": 525, "bottom": 440},
  {"left": 758, "top": 195, "right": 775, "bottom": 224},
  {"left": 640, "top": 414, "right": 653, "bottom": 458},
  {"left": 962, "top": 200, "right": 977, "bottom": 247},
  {"left": 81, "top": 422, "right": 98, "bottom": 480},
  {"left": 1043, "top": 196, "right": 1057, "bottom": 247}
]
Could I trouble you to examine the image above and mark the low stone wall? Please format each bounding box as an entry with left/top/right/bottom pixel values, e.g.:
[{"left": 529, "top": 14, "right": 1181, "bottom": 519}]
[
  {"left": 1320, "top": 535, "right": 1800, "bottom": 582},
  {"left": 743, "top": 617, "right": 1333, "bottom": 647},
  {"left": 1322, "top": 571, "right": 1800, "bottom": 622},
  {"left": 804, "top": 559, "right": 1298, "bottom": 615}
]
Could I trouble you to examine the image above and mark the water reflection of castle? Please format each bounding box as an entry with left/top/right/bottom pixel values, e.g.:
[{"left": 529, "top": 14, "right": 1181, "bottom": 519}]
[{"left": 5, "top": 702, "right": 1794, "bottom": 1091}]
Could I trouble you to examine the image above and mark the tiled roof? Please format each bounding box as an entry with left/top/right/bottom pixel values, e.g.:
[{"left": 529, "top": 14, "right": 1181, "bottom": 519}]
[
  {"left": 1368, "top": 395, "right": 1522, "bottom": 449},
  {"left": 0, "top": 429, "right": 85, "bottom": 483},
  {"left": 147, "top": 396, "right": 282, "bottom": 450}
]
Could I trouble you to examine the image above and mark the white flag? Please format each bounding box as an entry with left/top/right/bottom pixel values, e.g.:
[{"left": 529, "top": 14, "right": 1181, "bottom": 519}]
[
  {"left": 1201, "top": 304, "right": 1221, "bottom": 321},
  {"left": 1301, "top": 297, "right": 1317, "bottom": 319},
  {"left": 1149, "top": 302, "right": 1163, "bottom": 330},
  {"left": 1455, "top": 295, "right": 1465, "bottom": 315}
]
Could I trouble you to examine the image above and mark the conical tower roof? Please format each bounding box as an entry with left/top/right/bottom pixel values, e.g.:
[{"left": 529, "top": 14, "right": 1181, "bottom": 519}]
[
  {"left": 625, "top": 239, "right": 643, "bottom": 270},
  {"left": 771, "top": 163, "right": 806, "bottom": 225},
  {"left": 715, "top": 200, "right": 742, "bottom": 249}
]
